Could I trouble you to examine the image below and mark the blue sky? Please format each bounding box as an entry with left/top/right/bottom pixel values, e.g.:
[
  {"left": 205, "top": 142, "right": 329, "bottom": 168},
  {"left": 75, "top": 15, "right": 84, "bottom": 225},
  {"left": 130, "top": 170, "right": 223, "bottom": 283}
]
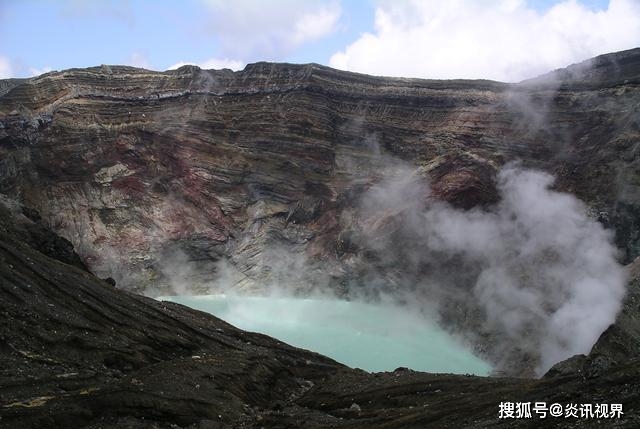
[{"left": 0, "top": 0, "right": 638, "bottom": 82}]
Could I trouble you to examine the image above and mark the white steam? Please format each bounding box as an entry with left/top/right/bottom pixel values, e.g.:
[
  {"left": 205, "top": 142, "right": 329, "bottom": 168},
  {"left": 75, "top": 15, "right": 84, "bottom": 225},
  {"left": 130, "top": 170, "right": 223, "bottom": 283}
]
[
  {"left": 140, "top": 156, "right": 627, "bottom": 375},
  {"left": 357, "top": 164, "right": 627, "bottom": 374}
]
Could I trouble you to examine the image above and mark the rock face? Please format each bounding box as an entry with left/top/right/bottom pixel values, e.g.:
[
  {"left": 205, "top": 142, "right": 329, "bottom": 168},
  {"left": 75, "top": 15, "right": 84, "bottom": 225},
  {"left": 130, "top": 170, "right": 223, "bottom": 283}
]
[
  {"left": 1, "top": 48, "right": 640, "bottom": 377},
  {"left": 1, "top": 51, "right": 639, "bottom": 294},
  {"left": 1, "top": 199, "right": 639, "bottom": 428},
  {"left": 588, "top": 259, "right": 640, "bottom": 369}
]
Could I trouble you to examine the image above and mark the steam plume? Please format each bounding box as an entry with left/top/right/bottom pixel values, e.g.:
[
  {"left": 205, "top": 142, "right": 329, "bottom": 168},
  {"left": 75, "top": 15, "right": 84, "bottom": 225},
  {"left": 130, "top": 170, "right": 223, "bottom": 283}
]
[{"left": 354, "top": 163, "right": 627, "bottom": 374}]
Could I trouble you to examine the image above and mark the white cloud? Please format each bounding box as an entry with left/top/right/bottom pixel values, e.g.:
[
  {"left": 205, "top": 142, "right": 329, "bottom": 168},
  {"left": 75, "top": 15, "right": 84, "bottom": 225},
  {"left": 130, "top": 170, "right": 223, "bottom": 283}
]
[
  {"left": 0, "top": 56, "right": 53, "bottom": 79},
  {"left": 29, "top": 66, "right": 53, "bottom": 77},
  {"left": 329, "top": 0, "right": 640, "bottom": 82},
  {"left": 128, "top": 52, "right": 151, "bottom": 69},
  {"left": 0, "top": 56, "right": 13, "bottom": 79},
  {"left": 202, "top": 0, "right": 341, "bottom": 60},
  {"left": 167, "top": 58, "right": 245, "bottom": 71},
  {"left": 292, "top": 4, "right": 342, "bottom": 45}
]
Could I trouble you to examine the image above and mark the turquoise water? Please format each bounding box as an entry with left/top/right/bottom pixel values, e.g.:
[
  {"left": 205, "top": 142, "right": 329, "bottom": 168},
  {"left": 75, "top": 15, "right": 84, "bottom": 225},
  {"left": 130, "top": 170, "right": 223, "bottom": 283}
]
[{"left": 159, "top": 295, "right": 491, "bottom": 375}]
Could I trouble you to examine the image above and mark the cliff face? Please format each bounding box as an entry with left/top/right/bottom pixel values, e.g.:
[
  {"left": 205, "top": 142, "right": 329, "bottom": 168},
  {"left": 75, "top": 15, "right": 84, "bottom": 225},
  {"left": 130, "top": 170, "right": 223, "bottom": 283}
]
[
  {"left": 1, "top": 50, "right": 639, "bottom": 294},
  {"left": 1, "top": 49, "right": 640, "bottom": 376},
  {"left": 0, "top": 63, "right": 507, "bottom": 292}
]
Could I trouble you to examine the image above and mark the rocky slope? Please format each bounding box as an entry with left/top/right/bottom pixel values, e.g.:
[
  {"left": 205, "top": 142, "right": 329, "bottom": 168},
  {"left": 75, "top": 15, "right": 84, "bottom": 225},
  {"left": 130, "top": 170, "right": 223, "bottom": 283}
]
[
  {"left": 1, "top": 197, "right": 639, "bottom": 428},
  {"left": 1, "top": 48, "right": 640, "bottom": 377}
]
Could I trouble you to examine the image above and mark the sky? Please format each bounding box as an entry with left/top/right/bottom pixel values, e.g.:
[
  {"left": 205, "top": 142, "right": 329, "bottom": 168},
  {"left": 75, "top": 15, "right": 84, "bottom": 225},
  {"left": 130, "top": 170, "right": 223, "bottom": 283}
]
[{"left": 0, "top": 0, "right": 638, "bottom": 82}]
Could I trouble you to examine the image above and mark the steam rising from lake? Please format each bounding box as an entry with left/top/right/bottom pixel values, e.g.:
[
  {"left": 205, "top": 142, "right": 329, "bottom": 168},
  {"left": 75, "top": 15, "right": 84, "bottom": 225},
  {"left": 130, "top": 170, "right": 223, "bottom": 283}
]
[
  {"left": 353, "top": 164, "right": 627, "bottom": 374},
  {"left": 160, "top": 295, "right": 491, "bottom": 375},
  {"left": 157, "top": 164, "right": 627, "bottom": 376}
]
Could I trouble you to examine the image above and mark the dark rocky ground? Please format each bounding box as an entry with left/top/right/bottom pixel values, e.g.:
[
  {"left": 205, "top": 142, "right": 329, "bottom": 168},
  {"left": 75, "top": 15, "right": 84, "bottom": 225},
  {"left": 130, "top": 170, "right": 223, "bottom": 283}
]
[{"left": 1, "top": 186, "right": 640, "bottom": 428}]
